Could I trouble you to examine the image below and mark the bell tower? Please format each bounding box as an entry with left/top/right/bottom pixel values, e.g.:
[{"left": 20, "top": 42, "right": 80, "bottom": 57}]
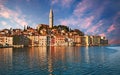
[{"left": 49, "top": 9, "right": 53, "bottom": 28}]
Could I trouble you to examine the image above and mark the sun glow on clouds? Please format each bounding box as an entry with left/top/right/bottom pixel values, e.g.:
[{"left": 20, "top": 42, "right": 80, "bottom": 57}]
[
  {"left": 107, "top": 24, "right": 115, "bottom": 33},
  {"left": 73, "top": 0, "right": 93, "bottom": 17},
  {"left": 0, "top": 0, "right": 120, "bottom": 44},
  {"left": 1, "top": 21, "right": 7, "bottom": 26},
  {"left": 86, "top": 20, "right": 103, "bottom": 34},
  {"left": 59, "top": 0, "right": 107, "bottom": 30},
  {"left": 0, "top": 11, "right": 10, "bottom": 18},
  {"left": 99, "top": 33, "right": 106, "bottom": 37},
  {"left": 58, "top": 0, "right": 120, "bottom": 44},
  {"left": 0, "top": 2, "right": 28, "bottom": 29}
]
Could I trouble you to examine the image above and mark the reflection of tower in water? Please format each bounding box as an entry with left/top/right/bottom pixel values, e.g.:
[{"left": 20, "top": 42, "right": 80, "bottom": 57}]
[
  {"left": 84, "top": 46, "right": 89, "bottom": 63},
  {"left": 47, "top": 46, "right": 54, "bottom": 75}
]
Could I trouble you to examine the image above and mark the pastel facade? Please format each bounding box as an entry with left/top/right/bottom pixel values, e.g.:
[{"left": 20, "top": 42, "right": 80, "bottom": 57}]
[
  {"left": 0, "top": 36, "right": 13, "bottom": 47},
  {"left": 49, "top": 36, "right": 68, "bottom": 46}
]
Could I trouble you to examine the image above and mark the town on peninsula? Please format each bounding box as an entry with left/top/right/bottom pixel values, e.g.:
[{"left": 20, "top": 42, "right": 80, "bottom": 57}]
[{"left": 0, "top": 9, "right": 108, "bottom": 48}]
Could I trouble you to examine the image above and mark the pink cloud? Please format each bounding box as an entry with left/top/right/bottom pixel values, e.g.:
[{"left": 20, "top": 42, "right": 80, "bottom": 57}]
[
  {"left": 109, "top": 39, "right": 120, "bottom": 44},
  {"left": 0, "top": 4, "right": 28, "bottom": 28},
  {"left": 0, "top": 11, "right": 10, "bottom": 18},
  {"left": 14, "top": 17, "right": 28, "bottom": 27},
  {"left": 59, "top": 15, "right": 94, "bottom": 30},
  {"left": 60, "top": 20, "right": 68, "bottom": 25},
  {"left": 86, "top": 20, "right": 103, "bottom": 33},
  {"left": 59, "top": 17, "right": 79, "bottom": 26},
  {"left": 1, "top": 21, "right": 7, "bottom": 26},
  {"left": 107, "top": 24, "right": 115, "bottom": 33},
  {"left": 58, "top": 0, "right": 107, "bottom": 31},
  {"left": 99, "top": 33, "right": 106, "bottom": 37},
  {"left": 82, "top": 16, "right": 94, "bottom": 29},
  {"left": 73, "top": 0, "right": 93, "bottom": 17}
]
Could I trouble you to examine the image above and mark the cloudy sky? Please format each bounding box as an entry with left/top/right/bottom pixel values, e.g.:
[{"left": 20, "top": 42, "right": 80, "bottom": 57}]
[{"left": 0, "top": 0, "right": 120, "bottom": 44}]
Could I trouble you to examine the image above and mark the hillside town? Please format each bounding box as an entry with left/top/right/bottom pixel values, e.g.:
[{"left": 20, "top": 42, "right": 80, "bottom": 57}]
[{"left": 0, "top": 9, "right": 108, "bottom": 47}]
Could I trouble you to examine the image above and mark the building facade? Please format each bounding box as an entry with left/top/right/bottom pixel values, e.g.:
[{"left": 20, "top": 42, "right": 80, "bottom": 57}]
[{"left": 0, "top": 36, "right": 13, "bottom": 47}]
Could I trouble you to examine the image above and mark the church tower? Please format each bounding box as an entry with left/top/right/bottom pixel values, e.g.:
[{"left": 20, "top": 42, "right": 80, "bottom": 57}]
[{"left": 49, "top": 9, "right": 54, "bottom": 28}]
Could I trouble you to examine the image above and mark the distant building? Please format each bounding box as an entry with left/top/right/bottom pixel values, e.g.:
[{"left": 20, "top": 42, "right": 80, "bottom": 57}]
[{"left": 80, "top": 35, "right": 108, "bottom": 46}]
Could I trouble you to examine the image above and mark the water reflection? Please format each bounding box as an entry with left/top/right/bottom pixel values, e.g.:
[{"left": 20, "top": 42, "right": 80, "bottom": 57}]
[
  {"left": 0, "top": 48, "right": 12, "bottom": 67},
  {"left": 0, "top": 46, "right": 107, "bottom": 68},
  {"left": 28, "top": 47, "right": 47, "bottom": 69},
  {"left": 84, "top": 46, "right": 89, "bottom": 63},
  {"left": 46, "top": 46, "right": 82, "bottom": 75},
  {"left": 0, "top": 46, "right": 111, "bottom": 75}
]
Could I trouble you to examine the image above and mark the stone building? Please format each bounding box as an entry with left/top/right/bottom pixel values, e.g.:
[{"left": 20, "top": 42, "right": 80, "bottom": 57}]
[{"left": 0, "top": 36, "right": 13, "bottom": 47}]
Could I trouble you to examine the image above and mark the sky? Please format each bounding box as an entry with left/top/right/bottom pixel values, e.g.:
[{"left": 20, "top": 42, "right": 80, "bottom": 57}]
[{"left": 0, "top": 0, "right": 120, "bottom": 44}]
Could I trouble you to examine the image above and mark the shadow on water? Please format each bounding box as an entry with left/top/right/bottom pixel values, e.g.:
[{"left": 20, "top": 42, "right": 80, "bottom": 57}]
[{"left": 0, "top": 45, "right": 120, "bottom": 75}]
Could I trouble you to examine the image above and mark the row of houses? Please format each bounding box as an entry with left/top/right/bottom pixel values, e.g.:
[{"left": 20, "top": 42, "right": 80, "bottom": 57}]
[
  {"left": 0, "top": 24, "right": 108, "bottom": 47},
  {"left": 0, "top": 34, "right": 108, "bottom": 47},
  {"left": 73, "top": 35, "right": 108, "bottom": 46}
]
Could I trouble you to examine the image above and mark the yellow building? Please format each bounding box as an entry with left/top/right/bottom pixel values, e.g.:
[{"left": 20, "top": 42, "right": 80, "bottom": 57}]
[
  {"left": 27, "top": 35, "right": 49, "bottom": 46},
  {"left": 0, "top": 36, "right": 13, "bottom": 47}
]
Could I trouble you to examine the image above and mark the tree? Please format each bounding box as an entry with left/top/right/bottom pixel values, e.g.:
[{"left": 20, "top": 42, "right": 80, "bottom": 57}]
[{"left": 74, "top": 29, "right": 84, "bottom": 36}]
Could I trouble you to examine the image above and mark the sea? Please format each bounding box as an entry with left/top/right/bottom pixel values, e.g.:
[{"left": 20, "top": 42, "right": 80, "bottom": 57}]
[{"left": 0, "top": 45, "right": 120, "bottom": 75}]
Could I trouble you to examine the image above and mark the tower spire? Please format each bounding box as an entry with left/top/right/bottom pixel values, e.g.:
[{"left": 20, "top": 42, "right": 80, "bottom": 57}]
[{"left": 49, "top": 9, "right": 54, "bottom": 28}]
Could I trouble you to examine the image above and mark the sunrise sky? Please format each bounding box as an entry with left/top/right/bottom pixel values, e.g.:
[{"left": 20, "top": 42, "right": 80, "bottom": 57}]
[{"left": 0, "top": 0, "right": 120, "bottom": 44}]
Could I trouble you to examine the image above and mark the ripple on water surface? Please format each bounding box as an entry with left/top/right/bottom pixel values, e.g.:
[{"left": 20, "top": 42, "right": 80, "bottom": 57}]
[{"left": 0, "top": 46, "right": 120, "bottom": 75}]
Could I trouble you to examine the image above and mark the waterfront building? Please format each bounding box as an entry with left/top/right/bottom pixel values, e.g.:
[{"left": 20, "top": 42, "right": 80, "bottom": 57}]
[
  {"left": 54, "top": 36, "right": 68, "bottom": 46},
  {"left": 100, "top": 36, "right": 108, "bottom": 45},
  {"left": 0, "top": 36, "right": 13, "bottom": 47},
  {"left": 67, "top": 37, "right": 74, "bottom": 46},
  {"left": 92, "top": 36, "right": 101, "bottom": 46},
  {"left": 38, "top": 36, "right": 49, "bottom": 46},
  {"left": 72, "top": 35, "right": 82, "bottom": 46},
  {"left": 81, "top": 36, "right": 88, "bottom": 46},
  {"left": 27, "top": 35, "right": 49, "bottom": 46}
]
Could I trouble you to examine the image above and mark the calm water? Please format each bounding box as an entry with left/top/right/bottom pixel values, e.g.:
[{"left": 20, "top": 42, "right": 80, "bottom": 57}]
[{"left": 0, "top": 45, "right": 120, "bottom": 75}]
